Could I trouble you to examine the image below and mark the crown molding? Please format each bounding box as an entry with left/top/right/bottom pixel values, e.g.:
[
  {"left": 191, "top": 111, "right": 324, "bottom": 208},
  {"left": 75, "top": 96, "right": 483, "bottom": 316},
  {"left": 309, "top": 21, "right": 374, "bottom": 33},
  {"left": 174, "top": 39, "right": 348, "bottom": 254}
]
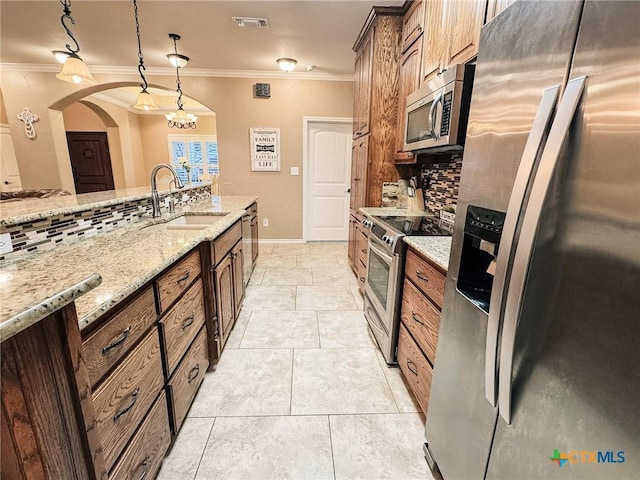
[{"left": 0, "top": 63, "right": 353, "bottom": 82}]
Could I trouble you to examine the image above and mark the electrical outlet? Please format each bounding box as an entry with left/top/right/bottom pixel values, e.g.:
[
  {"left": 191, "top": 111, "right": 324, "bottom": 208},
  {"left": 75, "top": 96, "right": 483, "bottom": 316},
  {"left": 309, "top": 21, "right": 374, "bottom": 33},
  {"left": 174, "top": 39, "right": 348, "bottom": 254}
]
[
  {"left": 0, "top": 233, "right": 13, "bottom": 254},
  {"left": 290, "top": 167, "right": 299, "bottom": 175},
  {"left": 263, "top": 218, "right": 269, "bottom": 227}
]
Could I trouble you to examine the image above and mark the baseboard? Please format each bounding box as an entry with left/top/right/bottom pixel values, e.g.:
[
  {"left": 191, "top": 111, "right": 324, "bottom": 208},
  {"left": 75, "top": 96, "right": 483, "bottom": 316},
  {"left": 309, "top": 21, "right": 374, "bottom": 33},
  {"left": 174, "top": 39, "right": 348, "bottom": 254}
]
[{"left": 259, "top": 239, "right": 307, "bottom": 244}]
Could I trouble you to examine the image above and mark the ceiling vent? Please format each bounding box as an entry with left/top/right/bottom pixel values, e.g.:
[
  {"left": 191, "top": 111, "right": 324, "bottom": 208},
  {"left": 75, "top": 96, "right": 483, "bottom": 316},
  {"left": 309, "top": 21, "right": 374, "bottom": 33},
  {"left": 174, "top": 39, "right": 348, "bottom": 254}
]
[{"left": 233, "top": 17, "right": 270, "bottom": 28}]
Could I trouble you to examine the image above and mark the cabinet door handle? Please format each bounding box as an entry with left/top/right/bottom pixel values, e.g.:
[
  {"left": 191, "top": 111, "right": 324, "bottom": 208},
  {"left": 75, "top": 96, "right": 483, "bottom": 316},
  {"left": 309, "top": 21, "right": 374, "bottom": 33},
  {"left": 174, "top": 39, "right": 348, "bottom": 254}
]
[
  {"left": 361, "top": 248, "right": 367, "bottom": 254},
  {"left": 181, "top": 315, "right": 195, "bottom": 330},
  {"left": 188, "top": 364, "right": 201, "bottom": 383},
  {"left": 102, "top": 326, "right": 131, "bottom": 355},
  {"left": 411, "top": 311, "right": 425, "bottom": 326},
  {"left": 113, "top": 387, "right": 140, "bottom": 422},
  {"left": 416, "top": 271, "right": 429, "bottom": 282},
  {"left": 133, "top": 456, "right": 151, "bottom": 480},
  {"left": 359, "top": 277, "right": 365, "bottom": 282},
  {"left": 406, "top": 359, "right": 419, "bottom": 376},
  {"left": 177, "top": 271, "right": 191, "bottom": 284}
]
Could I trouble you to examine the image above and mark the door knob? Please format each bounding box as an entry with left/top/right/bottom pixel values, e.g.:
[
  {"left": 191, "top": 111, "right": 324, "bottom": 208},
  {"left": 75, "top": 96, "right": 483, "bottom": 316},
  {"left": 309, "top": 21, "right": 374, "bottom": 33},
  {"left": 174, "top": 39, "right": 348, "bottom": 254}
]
[{"left": 345, "top": 188, "right": 351, "bottom": 193}]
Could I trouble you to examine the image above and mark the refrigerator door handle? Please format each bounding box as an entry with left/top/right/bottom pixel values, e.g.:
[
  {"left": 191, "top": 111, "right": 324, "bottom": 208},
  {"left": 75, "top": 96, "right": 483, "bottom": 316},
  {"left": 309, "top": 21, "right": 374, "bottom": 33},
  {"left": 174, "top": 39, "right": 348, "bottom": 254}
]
[
  {"left": 484, "top": 85, "right": 561, "bottom": 407},
  {"left": 497, "top": 76, "right": 587, "bottom": 424}
]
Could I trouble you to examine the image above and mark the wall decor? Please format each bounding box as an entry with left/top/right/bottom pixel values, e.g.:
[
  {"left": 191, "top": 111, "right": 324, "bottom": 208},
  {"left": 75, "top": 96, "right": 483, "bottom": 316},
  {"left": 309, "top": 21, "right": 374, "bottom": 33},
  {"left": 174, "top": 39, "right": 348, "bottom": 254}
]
[
  {"left": 250, "top": 127, "right": 280, "bottom": 171},
  {"left": 17, "top": 108, "right": 39, "bottom": 139},
  {"left": 255, "top": 83, "right": 271, "bottom": 98}
]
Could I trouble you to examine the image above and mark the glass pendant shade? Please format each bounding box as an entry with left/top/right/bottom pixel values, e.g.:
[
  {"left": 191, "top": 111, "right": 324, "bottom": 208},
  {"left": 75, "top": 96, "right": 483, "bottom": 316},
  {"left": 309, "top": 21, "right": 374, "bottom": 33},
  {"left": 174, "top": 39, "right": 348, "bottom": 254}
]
[
  {"left": 133, "top": 90, "right": 159, "bottom": 110},
  {"left": 56, "top": 56, "right": 97, "bottom": 85},
  {"left": 167, "top": 53, "right": 189, "bottom": 68}
]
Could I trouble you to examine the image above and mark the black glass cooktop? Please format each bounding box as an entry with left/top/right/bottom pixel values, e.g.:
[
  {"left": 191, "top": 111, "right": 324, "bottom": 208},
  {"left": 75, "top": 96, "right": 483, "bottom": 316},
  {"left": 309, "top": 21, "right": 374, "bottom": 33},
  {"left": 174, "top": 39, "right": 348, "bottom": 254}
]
[{"left": 374, "top": 215, "right": 454, "bottom": 236}]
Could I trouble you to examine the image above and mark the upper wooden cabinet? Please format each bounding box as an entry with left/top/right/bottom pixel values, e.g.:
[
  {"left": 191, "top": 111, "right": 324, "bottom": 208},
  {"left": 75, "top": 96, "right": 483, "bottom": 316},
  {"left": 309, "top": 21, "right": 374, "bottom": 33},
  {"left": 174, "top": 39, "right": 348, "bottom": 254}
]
[
  {"left": 350, "top": 7, "right": 403, "bottom": 212},
  {"left": 422, "top": 0, "right": 488, "bottom": 84},
  {"left": 353, "top": 32, "right": 373, "bottom": 138},
  {"left": 395, "top": 35, "right": 423, "bottom": 162},
  {"left": 401, "top": 0, "right": 425, "bottom": 52}
]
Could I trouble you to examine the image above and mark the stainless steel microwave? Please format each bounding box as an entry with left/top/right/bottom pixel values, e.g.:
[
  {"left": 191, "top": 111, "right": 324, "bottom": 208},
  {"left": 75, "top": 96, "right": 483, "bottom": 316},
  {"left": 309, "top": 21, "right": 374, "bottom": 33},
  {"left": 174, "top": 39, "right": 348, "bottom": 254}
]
[{"left": 404, "top": 64, "right": 475, "bottom": 154}]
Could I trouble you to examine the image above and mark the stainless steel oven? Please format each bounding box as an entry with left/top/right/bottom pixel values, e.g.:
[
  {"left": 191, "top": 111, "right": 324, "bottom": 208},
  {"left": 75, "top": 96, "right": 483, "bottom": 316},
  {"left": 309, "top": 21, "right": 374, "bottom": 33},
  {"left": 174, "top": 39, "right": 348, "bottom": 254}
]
[
  {"left": 363, "top": 219, "right": 406, "bottom": 364},
  {"left": 363, "top": 215, "right": 454, "bottom": 364}
]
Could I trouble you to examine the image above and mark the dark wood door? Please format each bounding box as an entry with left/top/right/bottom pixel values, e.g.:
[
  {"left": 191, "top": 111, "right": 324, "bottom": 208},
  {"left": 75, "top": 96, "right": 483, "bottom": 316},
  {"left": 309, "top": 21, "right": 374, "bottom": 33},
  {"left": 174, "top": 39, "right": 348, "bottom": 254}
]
[
  {"left": 231, "top": 241, "right": 244, "bottom": 316},
  {"left": 66, "top": 132, "right": 115, "bottom": 194},
  {"left": 214, "top": 254, "right": 235, "bottom": 349}
]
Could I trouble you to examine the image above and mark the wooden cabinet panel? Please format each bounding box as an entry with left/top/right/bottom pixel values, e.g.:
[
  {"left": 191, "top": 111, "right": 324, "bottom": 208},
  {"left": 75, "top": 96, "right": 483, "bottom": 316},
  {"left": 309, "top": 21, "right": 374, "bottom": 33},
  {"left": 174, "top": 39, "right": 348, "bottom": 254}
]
[
  {"left": 108, "top": 393, "right": 170, "bottom": 480},
  {"left": 232, "top": 240, "right": 244, "bottom": 316},
  {"left": 250, "top": 217, "right": 259, "bottom": 265},
  {"left": 215, "top": 253, "right": 235, "bottom": 348},
  {"left": 83, "top": 286, "right": 156, "bottom": 388},
  {"left": 92, "top": 330, "right": 164, "bottom": 471},
  {"left": 213, "top": 221, "right": 242, "bottom": 266},
  {"left": 402, "top": 0, "right": 425, "bottom": 52},
  {"left": 357, "top": 227, "right": 369, "bottom": 269},
  {"left": 350, "top": 135, "right": 369, "bottom": 213},
  {"left": 422, "top": 0, "right": 448, "bottom": 83},
  {"left": 447, "top": 0, "right": 487, "bottom": 66},
  {"left": 395, "top": 35, "right": 423, "bottom": 162},
  {"left": 156, "top": 249, "right": 201, "bottom": 314},
  {"left": 159, "top": 279, "right": 206, "bottom": 376},
  {"left": 167, "top": 326, "right": 209, "bottom": 433},
  {"left": 348, "top": 215, "right": 358, "bottom": 270},
  {"left": 405, "top": 249, "right": 447, "bottom": 308},
  {"left": 398, "top": 322, "right": 433, "bottom": 414},
  {"left": 353, "top": 32, "right": 373, "bottom": 138},
  {"left": 400, "top": 279, "right": 441, "bottom": 363}
]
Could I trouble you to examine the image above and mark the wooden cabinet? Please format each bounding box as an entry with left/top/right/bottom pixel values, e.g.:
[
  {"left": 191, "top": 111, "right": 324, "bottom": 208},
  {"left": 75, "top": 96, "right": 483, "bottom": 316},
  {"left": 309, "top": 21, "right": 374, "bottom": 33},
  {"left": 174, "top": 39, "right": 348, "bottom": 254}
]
[
  {"left": 156, "top": 250, "right": 202, "bottom": 314},
  {"left": 401, "top": 0, "right": 425, "bottom": 52},
  {"left": 83, "top": 286, "right": 156, "bottom": 388},
  {"left": 395, "top": 34, "right": 423, "bottom": 163},
  {"left": 353, "top": 32, "right": 373, "bottom": 138},
  {"left": 215, "top": 252, "right": 235, "bottom": 349},
  {"left": 398, "top": 247, "right": 447, "bottom": 415},
  {"left": 350, "top": 135, "right": 369, "bottom": 212},
  {"left": 348, "top": 215, "right": 358, "bottom": 267},
  {"left": 232, "top": 240, "right": 244, "bottom": 314},
  {"left": 422, "top": 0, "right": 487, "bottom": 85},
  {"left": 350, "top": 6, "right": 403, "bottom": 215}
]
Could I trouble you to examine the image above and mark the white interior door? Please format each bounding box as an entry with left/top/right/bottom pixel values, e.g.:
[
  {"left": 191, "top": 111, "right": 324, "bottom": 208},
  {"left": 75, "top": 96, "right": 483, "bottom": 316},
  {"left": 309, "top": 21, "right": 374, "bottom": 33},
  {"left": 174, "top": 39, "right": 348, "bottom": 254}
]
[{"left": 305, "top": 120, "right": 352, "bottom": 241}]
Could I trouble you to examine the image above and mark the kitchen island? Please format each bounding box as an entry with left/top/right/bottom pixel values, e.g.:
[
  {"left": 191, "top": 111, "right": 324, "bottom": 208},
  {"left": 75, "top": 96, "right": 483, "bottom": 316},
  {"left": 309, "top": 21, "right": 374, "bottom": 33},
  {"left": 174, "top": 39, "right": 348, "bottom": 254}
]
[{"left": 0, "top": 187, "right": 258, "bottom": 480}]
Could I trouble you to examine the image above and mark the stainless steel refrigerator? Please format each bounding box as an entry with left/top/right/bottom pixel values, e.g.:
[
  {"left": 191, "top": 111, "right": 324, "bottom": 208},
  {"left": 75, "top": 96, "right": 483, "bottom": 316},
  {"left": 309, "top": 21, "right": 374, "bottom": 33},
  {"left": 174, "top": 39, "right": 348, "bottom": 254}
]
[{"left": 424, "top": 1, "right": 640, "bottom": 479}]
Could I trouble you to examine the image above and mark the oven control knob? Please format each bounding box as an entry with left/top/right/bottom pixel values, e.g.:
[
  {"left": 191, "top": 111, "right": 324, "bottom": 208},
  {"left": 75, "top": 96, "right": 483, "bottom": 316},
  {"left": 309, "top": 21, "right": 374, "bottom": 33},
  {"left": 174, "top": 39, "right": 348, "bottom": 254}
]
[
  {"left": 382, "top": 234, "right": 393, "bottom": 245},
  {"left": 362, "top": 219, "right": 372, "bottom": 228}
]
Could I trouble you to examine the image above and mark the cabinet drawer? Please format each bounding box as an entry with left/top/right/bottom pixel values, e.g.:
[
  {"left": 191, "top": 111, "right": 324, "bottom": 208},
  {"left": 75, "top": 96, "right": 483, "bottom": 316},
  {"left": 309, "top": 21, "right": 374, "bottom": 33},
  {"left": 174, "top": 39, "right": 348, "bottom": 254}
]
[
  {"left": 400, "top": 279, "right": 440, "bottom": 364},
  {"left": 356, "top": 259, "right": 366, "bottom": 290},
  {"left": 357, "top": 233, "right": 368, "bottom": 268},
  {"left": 213, "top": 221, "right": 242, "bottom": 266},
  {"left": 108, "top": 393, "right": 170, "bottom": 480},
  {"left": 167, "top": 326, "right": 209, "bottom": 433},
  {"left": 405, "top": 249, "right": 446, "bottom": 308},
  {"left": 397, "top": 323, "right": 433, "bottom": 414},
  {"left": 83, "top": 287, "right": 156, "bottom": 388},
  {"left": 156, "top": 249, "right": 201, "bottom": 313},
  {"left": 159, "top": 278, "right": 206, "bottom": 376},
  {"left": 93, "top": 329, "right": 164, "bottom": 470},
  {"left": 248, "top": 202, "right": 258, "bottom": 218}
]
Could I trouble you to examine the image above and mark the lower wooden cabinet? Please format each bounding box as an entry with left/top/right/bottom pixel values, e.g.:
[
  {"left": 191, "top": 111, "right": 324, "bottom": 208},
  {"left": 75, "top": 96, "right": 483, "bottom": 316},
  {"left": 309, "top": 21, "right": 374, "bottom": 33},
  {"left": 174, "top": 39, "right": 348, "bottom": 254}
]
[
  {"left": 108, "top": 394, "right": 171, "bottom": 480},
  {"left": 232, "top": 241, "right": 244, "bottom": 314},
  {"left": 92, "top": 329, "right": 165, "bottom": 470},
  {"left": 398, "top": 247, "right": 446, "bottom": 416},
  {"left": 167, "top": 326, "right": 209, "bottom": 433},
  {"left": 397, "top": 322, "right": 433, "bottom": 414},
  {"left": 215, "top": 253, "right": 235, "bottom": 349}
]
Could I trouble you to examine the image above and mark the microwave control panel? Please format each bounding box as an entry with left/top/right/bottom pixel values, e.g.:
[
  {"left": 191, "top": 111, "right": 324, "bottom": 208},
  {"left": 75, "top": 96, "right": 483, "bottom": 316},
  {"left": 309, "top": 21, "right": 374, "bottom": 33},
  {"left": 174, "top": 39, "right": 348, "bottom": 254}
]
[{"left": 440, "top": 92, "right": 453, "bottom": 137}]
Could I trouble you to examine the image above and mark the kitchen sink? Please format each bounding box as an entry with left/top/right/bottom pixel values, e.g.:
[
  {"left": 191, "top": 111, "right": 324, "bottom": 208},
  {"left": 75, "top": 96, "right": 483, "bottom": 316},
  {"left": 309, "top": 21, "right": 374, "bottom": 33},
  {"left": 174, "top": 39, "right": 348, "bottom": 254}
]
[{"left": 140, "top": 214, "right": 226, "bottom": 231}]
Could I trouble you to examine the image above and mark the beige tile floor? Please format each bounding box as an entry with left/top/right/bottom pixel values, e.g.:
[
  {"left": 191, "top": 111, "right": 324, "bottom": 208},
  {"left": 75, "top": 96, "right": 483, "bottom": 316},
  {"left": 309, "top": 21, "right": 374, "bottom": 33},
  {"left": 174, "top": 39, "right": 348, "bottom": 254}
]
[{"left": 158, "top": 242, "right": 434, "bottom": 480}]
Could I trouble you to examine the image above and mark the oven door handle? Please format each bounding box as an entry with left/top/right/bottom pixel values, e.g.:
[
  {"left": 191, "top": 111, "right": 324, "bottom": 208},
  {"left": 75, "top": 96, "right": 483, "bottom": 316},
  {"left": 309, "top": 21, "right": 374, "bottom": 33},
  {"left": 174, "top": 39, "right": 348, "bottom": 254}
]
[
  {"left": 368, "top": 237, "right": 394, "bottom": 265},
  {"left": 429, "top": 92, "right": 443, "bottom": 140}
]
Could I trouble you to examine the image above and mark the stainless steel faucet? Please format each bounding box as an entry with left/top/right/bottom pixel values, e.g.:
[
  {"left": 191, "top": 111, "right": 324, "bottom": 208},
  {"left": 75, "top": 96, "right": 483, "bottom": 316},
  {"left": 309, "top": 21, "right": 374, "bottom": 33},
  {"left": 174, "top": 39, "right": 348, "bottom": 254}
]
[{"left": 150, "top": 164, "right": 185, "bottom": 218}]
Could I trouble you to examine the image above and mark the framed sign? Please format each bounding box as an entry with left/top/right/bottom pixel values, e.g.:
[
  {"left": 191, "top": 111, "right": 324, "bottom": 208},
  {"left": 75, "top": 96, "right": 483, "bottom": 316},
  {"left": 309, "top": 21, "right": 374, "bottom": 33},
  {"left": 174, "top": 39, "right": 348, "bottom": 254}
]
[{"left": 250, "top": 127, "right": 280, "bottom": 171}]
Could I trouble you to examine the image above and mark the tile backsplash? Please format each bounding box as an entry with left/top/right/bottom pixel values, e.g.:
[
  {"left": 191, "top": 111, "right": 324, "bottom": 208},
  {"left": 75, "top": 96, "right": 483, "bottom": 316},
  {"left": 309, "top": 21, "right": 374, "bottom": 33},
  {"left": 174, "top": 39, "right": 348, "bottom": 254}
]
[{"left": 420, "top": 157, "right": 463, "bottom": 214}]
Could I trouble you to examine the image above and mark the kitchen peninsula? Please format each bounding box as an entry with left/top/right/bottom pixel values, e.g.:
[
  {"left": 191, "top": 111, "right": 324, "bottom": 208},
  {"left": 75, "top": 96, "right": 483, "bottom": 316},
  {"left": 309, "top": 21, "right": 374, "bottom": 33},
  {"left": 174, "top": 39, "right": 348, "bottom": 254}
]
[{"left": 0, "top": 186, "right": 258, "bottom": 479}]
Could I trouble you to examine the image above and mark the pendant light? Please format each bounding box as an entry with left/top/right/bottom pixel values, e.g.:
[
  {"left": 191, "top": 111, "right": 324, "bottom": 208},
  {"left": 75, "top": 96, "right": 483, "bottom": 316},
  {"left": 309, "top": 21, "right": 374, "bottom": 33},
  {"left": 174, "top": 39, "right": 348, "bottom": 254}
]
[
  {"left": 165, "top": 34, "right": 197, "bottom": 129},
  {"left": 277, "top": 58, "right": 297, "bottom": 72},
  {"left": 54, "top": 0, "right": 96, "bottom": 85},
  {"left": 131, "top": 0, "right": 158, "bottom": 110}
]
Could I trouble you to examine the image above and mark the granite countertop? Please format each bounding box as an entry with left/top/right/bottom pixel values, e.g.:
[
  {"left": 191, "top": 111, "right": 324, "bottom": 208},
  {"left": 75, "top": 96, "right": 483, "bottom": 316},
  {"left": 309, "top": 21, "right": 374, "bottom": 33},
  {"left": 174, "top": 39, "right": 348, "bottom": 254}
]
[
  {"left": 0, "top": 195, "right": 257, "bottom": 341},
  {"left": 0, "top": 183, "right": 211, "bottom": 227},
  {"left": 360, "top": 206, "right": 429, "bottom": 217},
  {"left": 403, "top": 236, "right": 452, "bottom": 271}
]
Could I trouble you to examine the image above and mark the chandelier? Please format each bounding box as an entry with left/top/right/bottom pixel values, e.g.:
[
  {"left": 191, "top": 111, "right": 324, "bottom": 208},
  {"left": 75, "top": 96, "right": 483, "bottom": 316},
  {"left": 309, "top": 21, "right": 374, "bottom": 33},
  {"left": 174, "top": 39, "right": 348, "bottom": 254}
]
[
  {"left": 54, "top": 0, "right": 96, "bottom": 85},
  {"left": 165, "top": 34, "right": 197, "bottom": 129},
  {"left": 131, "top": 0, "right": 158, "bottom": 110}
]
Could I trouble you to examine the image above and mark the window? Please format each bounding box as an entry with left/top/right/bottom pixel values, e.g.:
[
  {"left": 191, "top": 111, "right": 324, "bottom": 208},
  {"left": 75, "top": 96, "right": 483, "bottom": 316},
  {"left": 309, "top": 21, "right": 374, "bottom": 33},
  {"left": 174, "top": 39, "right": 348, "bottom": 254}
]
[{"left": 168, "top": 135, "right": 219, "bottom": 183}]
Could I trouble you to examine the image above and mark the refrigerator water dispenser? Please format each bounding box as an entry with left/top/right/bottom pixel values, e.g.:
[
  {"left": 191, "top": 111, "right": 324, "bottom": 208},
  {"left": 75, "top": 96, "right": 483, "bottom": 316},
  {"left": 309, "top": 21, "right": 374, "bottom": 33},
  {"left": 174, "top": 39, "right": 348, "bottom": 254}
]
[{"left": 456, "top": 205, "right": 505, "bottom": 314}]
